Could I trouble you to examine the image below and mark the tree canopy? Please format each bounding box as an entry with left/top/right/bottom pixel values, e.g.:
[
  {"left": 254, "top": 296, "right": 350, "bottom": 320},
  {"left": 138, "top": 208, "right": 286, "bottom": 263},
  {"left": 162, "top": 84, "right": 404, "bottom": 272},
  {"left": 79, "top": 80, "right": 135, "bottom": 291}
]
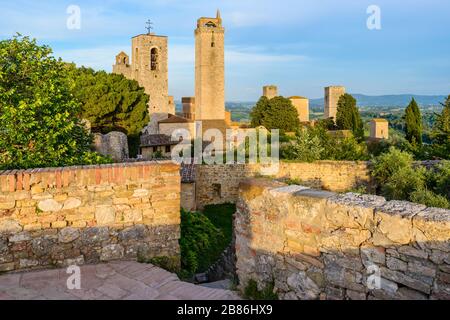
[
  {"left": 69, "top": 66, "right": 149, "bottom": 136},
  {"left": 431, "top": 95, "right": 450, "bottom": 158},
  {"left": 0, "top": 35, "right": 107, "bottom": 169},
  {"left": 335, "top": 93, "right": 364, "bottom": 141},
  {"left": 404, "top": 98, "right": 423, "bottom": 146},
  {"left": 250, "top": 96, "right": 300, "bottom": 133}
]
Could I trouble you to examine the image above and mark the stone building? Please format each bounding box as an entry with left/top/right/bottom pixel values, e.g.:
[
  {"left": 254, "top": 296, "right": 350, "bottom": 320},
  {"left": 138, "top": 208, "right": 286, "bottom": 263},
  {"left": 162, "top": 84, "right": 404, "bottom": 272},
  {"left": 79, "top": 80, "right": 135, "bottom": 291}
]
[
  {"left": 113, "top": 32, "right": 174, "bottom": 134},
  {"left": 263, "top": 85, "right": 278, "bottom": 99},
  {"left": 181, "top": 97, "right": 196, "bottom": 120},
  {"left": 370, "top": 118, "right": 389, "bottom": 139},
  {"left": 195, "top": 10, "right": 225, "bottom": 121},
  {"left": 324, "top": 85, "right": 346, "bottom": 121},
  {"left": 289, "top": 96, "right": 309, "bottom": 122},
  {"left": 139, "top": 134, "right": 179, "bottom": 159}
]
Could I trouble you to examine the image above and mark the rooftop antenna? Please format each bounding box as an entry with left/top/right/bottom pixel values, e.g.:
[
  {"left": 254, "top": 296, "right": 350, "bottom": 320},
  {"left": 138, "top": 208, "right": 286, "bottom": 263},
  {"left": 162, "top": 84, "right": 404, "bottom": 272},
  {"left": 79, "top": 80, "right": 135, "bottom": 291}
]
[{"left": 146, "top": 19, "right": 154, "bottom": 34}]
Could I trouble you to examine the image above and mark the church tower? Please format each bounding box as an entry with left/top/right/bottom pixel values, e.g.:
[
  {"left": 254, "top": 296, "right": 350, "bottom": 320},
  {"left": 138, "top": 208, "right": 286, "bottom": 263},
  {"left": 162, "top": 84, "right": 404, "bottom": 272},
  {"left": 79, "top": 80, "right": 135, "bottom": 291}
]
[
  {"left": 131, "top": 33, "right": 170, "bottom": 116},
  {"left": 194, "top": 10, "right": 225, "bottom": 120}
]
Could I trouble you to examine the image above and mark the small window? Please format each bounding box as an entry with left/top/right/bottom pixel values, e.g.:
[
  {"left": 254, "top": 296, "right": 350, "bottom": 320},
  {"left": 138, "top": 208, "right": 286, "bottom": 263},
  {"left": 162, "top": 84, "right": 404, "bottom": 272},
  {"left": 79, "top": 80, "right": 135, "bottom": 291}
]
[
  {"left": 123, "top": 57, "right": 127, "bottom": 64},
  {"left": 151, "top": 48, "right": 158, "bottom": 70},
  {"left": 211, "top": 42, "right": 215, "bottom": 47},
  {"left": 212, "top": 184, "right": 221, "bottom": 198},
  {"left": 152, "top": 146, "right": 157, "bottom": 152},
  {"left": 165, "top": 145, "right": 171, "bottom": 153}
]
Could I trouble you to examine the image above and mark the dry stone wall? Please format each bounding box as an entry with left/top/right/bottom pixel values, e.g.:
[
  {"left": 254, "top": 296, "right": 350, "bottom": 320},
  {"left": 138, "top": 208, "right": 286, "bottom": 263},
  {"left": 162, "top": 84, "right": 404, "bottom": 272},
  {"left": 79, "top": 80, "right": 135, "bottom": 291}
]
[
  {"left": 196, "top": 161, "right": 372, "bottom": 208},
  {"left": 235, "top": 178, "right": 450, "bottom": 300},
  {"left": 0, "top": 161, "right": 181, "bottom": 273}
]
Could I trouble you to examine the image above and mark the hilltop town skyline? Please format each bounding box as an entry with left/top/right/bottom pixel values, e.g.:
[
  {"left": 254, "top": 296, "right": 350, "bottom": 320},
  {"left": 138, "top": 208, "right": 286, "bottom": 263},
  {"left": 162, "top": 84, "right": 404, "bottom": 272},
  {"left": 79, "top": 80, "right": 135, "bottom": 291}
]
[{"left": 1, "top": 0, "right": 449, "bottom": 100}]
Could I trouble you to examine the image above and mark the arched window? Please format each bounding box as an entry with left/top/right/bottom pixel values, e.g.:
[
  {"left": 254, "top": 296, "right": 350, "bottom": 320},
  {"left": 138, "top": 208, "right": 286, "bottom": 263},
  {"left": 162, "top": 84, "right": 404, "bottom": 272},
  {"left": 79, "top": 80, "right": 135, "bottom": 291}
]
[{"left": 151, "top": 48, "right": 158, "bottom": 71}]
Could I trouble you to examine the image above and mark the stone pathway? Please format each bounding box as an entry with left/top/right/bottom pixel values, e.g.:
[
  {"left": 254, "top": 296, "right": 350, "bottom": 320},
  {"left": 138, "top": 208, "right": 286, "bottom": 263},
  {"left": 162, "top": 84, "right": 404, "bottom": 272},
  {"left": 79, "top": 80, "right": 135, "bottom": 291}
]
[{"left": 0, "top": 261, "right": 241, "bottom": 300}]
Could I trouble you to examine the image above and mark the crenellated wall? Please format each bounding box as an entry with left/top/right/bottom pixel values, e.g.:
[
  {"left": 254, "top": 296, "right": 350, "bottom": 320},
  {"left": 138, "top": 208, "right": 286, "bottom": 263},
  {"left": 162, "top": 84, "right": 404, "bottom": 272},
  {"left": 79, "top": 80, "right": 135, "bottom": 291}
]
[
  {"left": 235, "top": 178, "right": 450, "bottom": 300},
  {"left": 0, "top": 161, "right": 181, "bottom": 273}
]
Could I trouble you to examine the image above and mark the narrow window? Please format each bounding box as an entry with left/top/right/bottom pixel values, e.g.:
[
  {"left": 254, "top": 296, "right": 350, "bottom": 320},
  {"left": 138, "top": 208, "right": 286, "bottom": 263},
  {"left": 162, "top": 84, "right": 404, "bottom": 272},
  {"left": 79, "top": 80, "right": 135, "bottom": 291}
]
[
  {"left": 165, "top": 145, "right": 171, "bottom": 153},
  {"left": 151, "top": 48, "right": 158, "bottom": 70}
]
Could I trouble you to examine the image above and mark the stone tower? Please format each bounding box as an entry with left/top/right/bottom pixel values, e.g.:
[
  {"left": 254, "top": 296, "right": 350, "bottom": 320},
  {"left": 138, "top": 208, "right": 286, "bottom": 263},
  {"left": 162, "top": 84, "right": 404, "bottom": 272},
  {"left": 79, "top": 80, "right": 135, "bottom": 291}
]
[
  {"left": 263, "top": 85, "right": 278, "bottom": 100},
  {"left": 370, "top": 118, "right": 389, "bottom": 140},
  {"left": 194, "top": 10, "right": 225, "bottom": 120},
  {"left": 289, "top": 96, "right": 310, "bottom": 122},
  {"left": 324, "top": 86, "right": 346, "bottom": 121},
  {"left": 112, "top": 52, "right": 132, "bottom": 79},
  {"left": 131, "top": 34, "right": 170, "bottom": 115},
  {"left": 113, "top": 32, "right": 173, "bottom": 134}
]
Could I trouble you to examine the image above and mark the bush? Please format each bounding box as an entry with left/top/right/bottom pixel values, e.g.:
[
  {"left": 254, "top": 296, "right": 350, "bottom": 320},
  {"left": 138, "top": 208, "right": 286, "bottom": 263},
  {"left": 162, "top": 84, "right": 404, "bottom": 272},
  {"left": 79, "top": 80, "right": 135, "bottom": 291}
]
[
  {"left": 410, "top": 189, "right": 450, "bottom": 209},
  {"left": 0, "top": 35, "right": 109, "bottom": 169},
  {"left": 179, "top": 209, "right": 225, "bottom": 277},
  {"left": 382, "top": 166, "right": 426, "bottom": 201},
  {"left": 371, "top": 147, "right": 414, "bottom": 185}
]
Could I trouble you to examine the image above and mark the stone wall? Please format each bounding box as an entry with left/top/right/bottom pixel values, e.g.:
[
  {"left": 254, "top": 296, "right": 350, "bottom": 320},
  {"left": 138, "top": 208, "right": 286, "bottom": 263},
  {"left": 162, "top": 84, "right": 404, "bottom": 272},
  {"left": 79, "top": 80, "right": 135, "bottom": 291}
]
[
  {"left": 235, "top": 178, "right": 450, "bottom": 300},
  {"left": 93, "top": 131, "right": 129, "bottom": 162},
  {"left": 0, "top": 161, "right": 181, "bottom": 273},
  {"left": 196, "top": 161, "right": 372, "bottom": 209}
]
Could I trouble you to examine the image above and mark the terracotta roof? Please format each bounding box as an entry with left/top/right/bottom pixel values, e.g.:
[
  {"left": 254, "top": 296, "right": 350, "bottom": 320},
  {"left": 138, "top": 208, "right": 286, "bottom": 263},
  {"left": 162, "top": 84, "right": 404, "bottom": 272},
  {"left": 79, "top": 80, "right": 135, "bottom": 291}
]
[
  {"left": 371, "top": 118, "right": 388, "bottom": 123},
  {"left": 181, "top": 164, "right": 196, "bottom": 183},
  {"left": 140, "top": 134, "right": 179, "bottom": 147},
  {"left": 289, "top": 96, "right": 308, "bottom": 100},
  {"left": 158, "top": 114, "right": 193, "bottom": 124}
]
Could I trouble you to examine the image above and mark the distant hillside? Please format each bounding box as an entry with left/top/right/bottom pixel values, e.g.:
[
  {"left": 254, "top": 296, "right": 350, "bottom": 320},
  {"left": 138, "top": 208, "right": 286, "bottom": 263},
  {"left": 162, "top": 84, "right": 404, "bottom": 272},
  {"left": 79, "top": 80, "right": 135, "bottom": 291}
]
[{"left": 310, "top": 94, "right": 447, "bottom": 108}]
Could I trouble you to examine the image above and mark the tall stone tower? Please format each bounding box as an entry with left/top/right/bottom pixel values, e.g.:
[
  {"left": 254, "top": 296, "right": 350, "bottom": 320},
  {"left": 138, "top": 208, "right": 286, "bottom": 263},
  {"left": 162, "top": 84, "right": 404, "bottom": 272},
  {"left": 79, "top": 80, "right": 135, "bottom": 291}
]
[
  {"left": 194, "top": 10, "right": 225, "bottom": 121},
  {"left": 324, "top": 86, "right": 346, "bottom": 121},
  {"left": 113, "top": 32, "right": 173, "bottom": 133},
  {"left": 131, "top": 34, "right": 170, "bottom": 115}
]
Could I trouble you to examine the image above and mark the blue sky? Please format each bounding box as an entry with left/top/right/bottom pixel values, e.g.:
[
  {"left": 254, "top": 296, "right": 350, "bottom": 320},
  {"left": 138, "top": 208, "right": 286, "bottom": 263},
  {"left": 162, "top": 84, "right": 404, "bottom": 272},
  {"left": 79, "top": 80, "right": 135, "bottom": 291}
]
[{"left": 1, "top": 0, "right": 449, "bottom": 101}]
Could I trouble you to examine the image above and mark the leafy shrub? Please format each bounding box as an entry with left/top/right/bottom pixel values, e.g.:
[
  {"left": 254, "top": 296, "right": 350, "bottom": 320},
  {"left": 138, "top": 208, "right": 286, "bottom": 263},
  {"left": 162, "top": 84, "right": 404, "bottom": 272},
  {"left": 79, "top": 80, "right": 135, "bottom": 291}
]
[
  {"left": 382, "top": 166, "right": 426, "bottom": 201},
  {"left": 179, "top": 209, "right": 225, "bottom": 277},
  {"left": 371, "top": 147, "right": 414, "bottom": 185},
  {"left": 410, "top": 189, "right": 450, "bottom": 209},
  {"left": 0, "top": 35, "right": 109, "bottom": 169}
]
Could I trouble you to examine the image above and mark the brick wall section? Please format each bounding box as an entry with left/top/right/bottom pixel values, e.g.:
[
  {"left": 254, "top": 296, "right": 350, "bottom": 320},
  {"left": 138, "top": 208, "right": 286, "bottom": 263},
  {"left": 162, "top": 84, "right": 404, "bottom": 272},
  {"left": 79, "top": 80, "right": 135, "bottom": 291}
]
[
  {"left": 0, "top": 161, "right": 181, "bottom": 272},
  {"left": 235, "top": 178, "right": 450, "bottom": 300},
  {"left": 195, "top": 161, "right": 373, "bottom": 208}
]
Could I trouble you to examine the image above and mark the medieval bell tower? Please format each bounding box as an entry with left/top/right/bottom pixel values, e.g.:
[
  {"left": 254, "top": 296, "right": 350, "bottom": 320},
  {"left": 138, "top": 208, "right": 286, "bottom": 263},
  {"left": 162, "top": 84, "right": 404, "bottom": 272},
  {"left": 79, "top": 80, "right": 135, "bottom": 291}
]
[{"left": 194, "top": 10, "right": 225, "bottom": 121}]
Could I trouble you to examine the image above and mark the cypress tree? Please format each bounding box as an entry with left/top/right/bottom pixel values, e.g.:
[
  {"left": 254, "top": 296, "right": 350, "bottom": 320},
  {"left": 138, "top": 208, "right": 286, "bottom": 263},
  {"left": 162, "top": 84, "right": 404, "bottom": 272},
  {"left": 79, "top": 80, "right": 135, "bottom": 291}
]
[
  {"left": 404, "top": 98, "right": 423, "bottom": 146},
  {"left": 336, "top": 93, "right": 364, "bottom": 141}
]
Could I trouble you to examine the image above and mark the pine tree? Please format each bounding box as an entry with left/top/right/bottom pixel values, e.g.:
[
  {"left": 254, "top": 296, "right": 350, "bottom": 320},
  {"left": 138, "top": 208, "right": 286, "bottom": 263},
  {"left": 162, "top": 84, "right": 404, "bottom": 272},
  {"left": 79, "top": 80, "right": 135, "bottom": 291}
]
[
  {"left": 404, "top": 98, "right": 423, "bottom": 146},
  {"left": 335, "top": 93, "right": 364, "bottom": 141}
]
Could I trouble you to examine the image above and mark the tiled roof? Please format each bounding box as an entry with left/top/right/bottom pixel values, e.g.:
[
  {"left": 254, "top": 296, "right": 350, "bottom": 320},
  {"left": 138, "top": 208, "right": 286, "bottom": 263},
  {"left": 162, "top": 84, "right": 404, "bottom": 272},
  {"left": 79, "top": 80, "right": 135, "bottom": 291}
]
[
  {"left": 140, "top": 134, "right": 179, "bottom": 147},
  {"left": 158, "top": 114, "right": 193, "bottom": 124},
  {"left": 371, "top": 118, "right": 388, "bottom": 123}
]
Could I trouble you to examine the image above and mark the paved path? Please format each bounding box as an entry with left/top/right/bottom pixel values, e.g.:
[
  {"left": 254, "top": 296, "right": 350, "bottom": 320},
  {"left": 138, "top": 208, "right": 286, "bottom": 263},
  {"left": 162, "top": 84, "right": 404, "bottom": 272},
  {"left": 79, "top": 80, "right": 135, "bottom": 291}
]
[{"left": 0, "top": 261, "right": 241, "bottom": 300}]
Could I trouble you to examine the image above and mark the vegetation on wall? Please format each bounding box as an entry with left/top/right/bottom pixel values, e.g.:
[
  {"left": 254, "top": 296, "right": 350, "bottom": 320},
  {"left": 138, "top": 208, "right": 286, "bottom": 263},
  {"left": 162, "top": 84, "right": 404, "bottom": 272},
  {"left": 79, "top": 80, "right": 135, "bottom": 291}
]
[
  {"left": 371, "top": 147, "right": 450, "bottom": 209},
  {"left": 0, "top": 35, "right": 109, "bottom": 170},
  {"left": 281, "top": 122, "right": 368, "bottom": 162},
  {"left": 179, "top": 204, "right": 235, "bottom": 278}
]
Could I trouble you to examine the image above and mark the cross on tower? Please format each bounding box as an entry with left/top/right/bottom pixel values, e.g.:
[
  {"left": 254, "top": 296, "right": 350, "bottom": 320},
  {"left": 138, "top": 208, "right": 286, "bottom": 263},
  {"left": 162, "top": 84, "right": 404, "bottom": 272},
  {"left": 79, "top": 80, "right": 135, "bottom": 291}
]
[{"left": 146, "top": 20, "right": 153, "bottom": 34}]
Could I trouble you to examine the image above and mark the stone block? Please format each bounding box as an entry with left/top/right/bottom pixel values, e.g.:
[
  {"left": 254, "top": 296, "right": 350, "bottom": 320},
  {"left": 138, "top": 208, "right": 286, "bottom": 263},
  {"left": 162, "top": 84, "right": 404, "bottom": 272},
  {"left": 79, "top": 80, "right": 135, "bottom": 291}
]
[
  {"left": 95, "top": 206, "right": 116, "bottom": 226},
  {"left": 38, "top": 199, "right": 62, "bottom": 212}
]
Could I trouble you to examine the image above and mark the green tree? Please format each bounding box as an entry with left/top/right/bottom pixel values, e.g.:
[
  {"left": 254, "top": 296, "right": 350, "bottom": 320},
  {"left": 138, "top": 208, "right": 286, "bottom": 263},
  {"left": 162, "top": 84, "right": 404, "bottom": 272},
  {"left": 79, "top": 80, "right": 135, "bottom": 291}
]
[
  {"left": 250, "top": 96, "right": 300, "bottom": 133},
  {"left": 335, "top": 93, "right": 364, "bottom": 141},
  {"left": 69, "top": 66, "right": 150, "bottom": 157},
  {"left": 0, "top": 35, "right": 107, "bottom": 170},
  {"left": 404, "top": 98, "right": 423, "bottom": 146},
  {"left": 431, "top": 95, "right": 450, "bottom": 158}
]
